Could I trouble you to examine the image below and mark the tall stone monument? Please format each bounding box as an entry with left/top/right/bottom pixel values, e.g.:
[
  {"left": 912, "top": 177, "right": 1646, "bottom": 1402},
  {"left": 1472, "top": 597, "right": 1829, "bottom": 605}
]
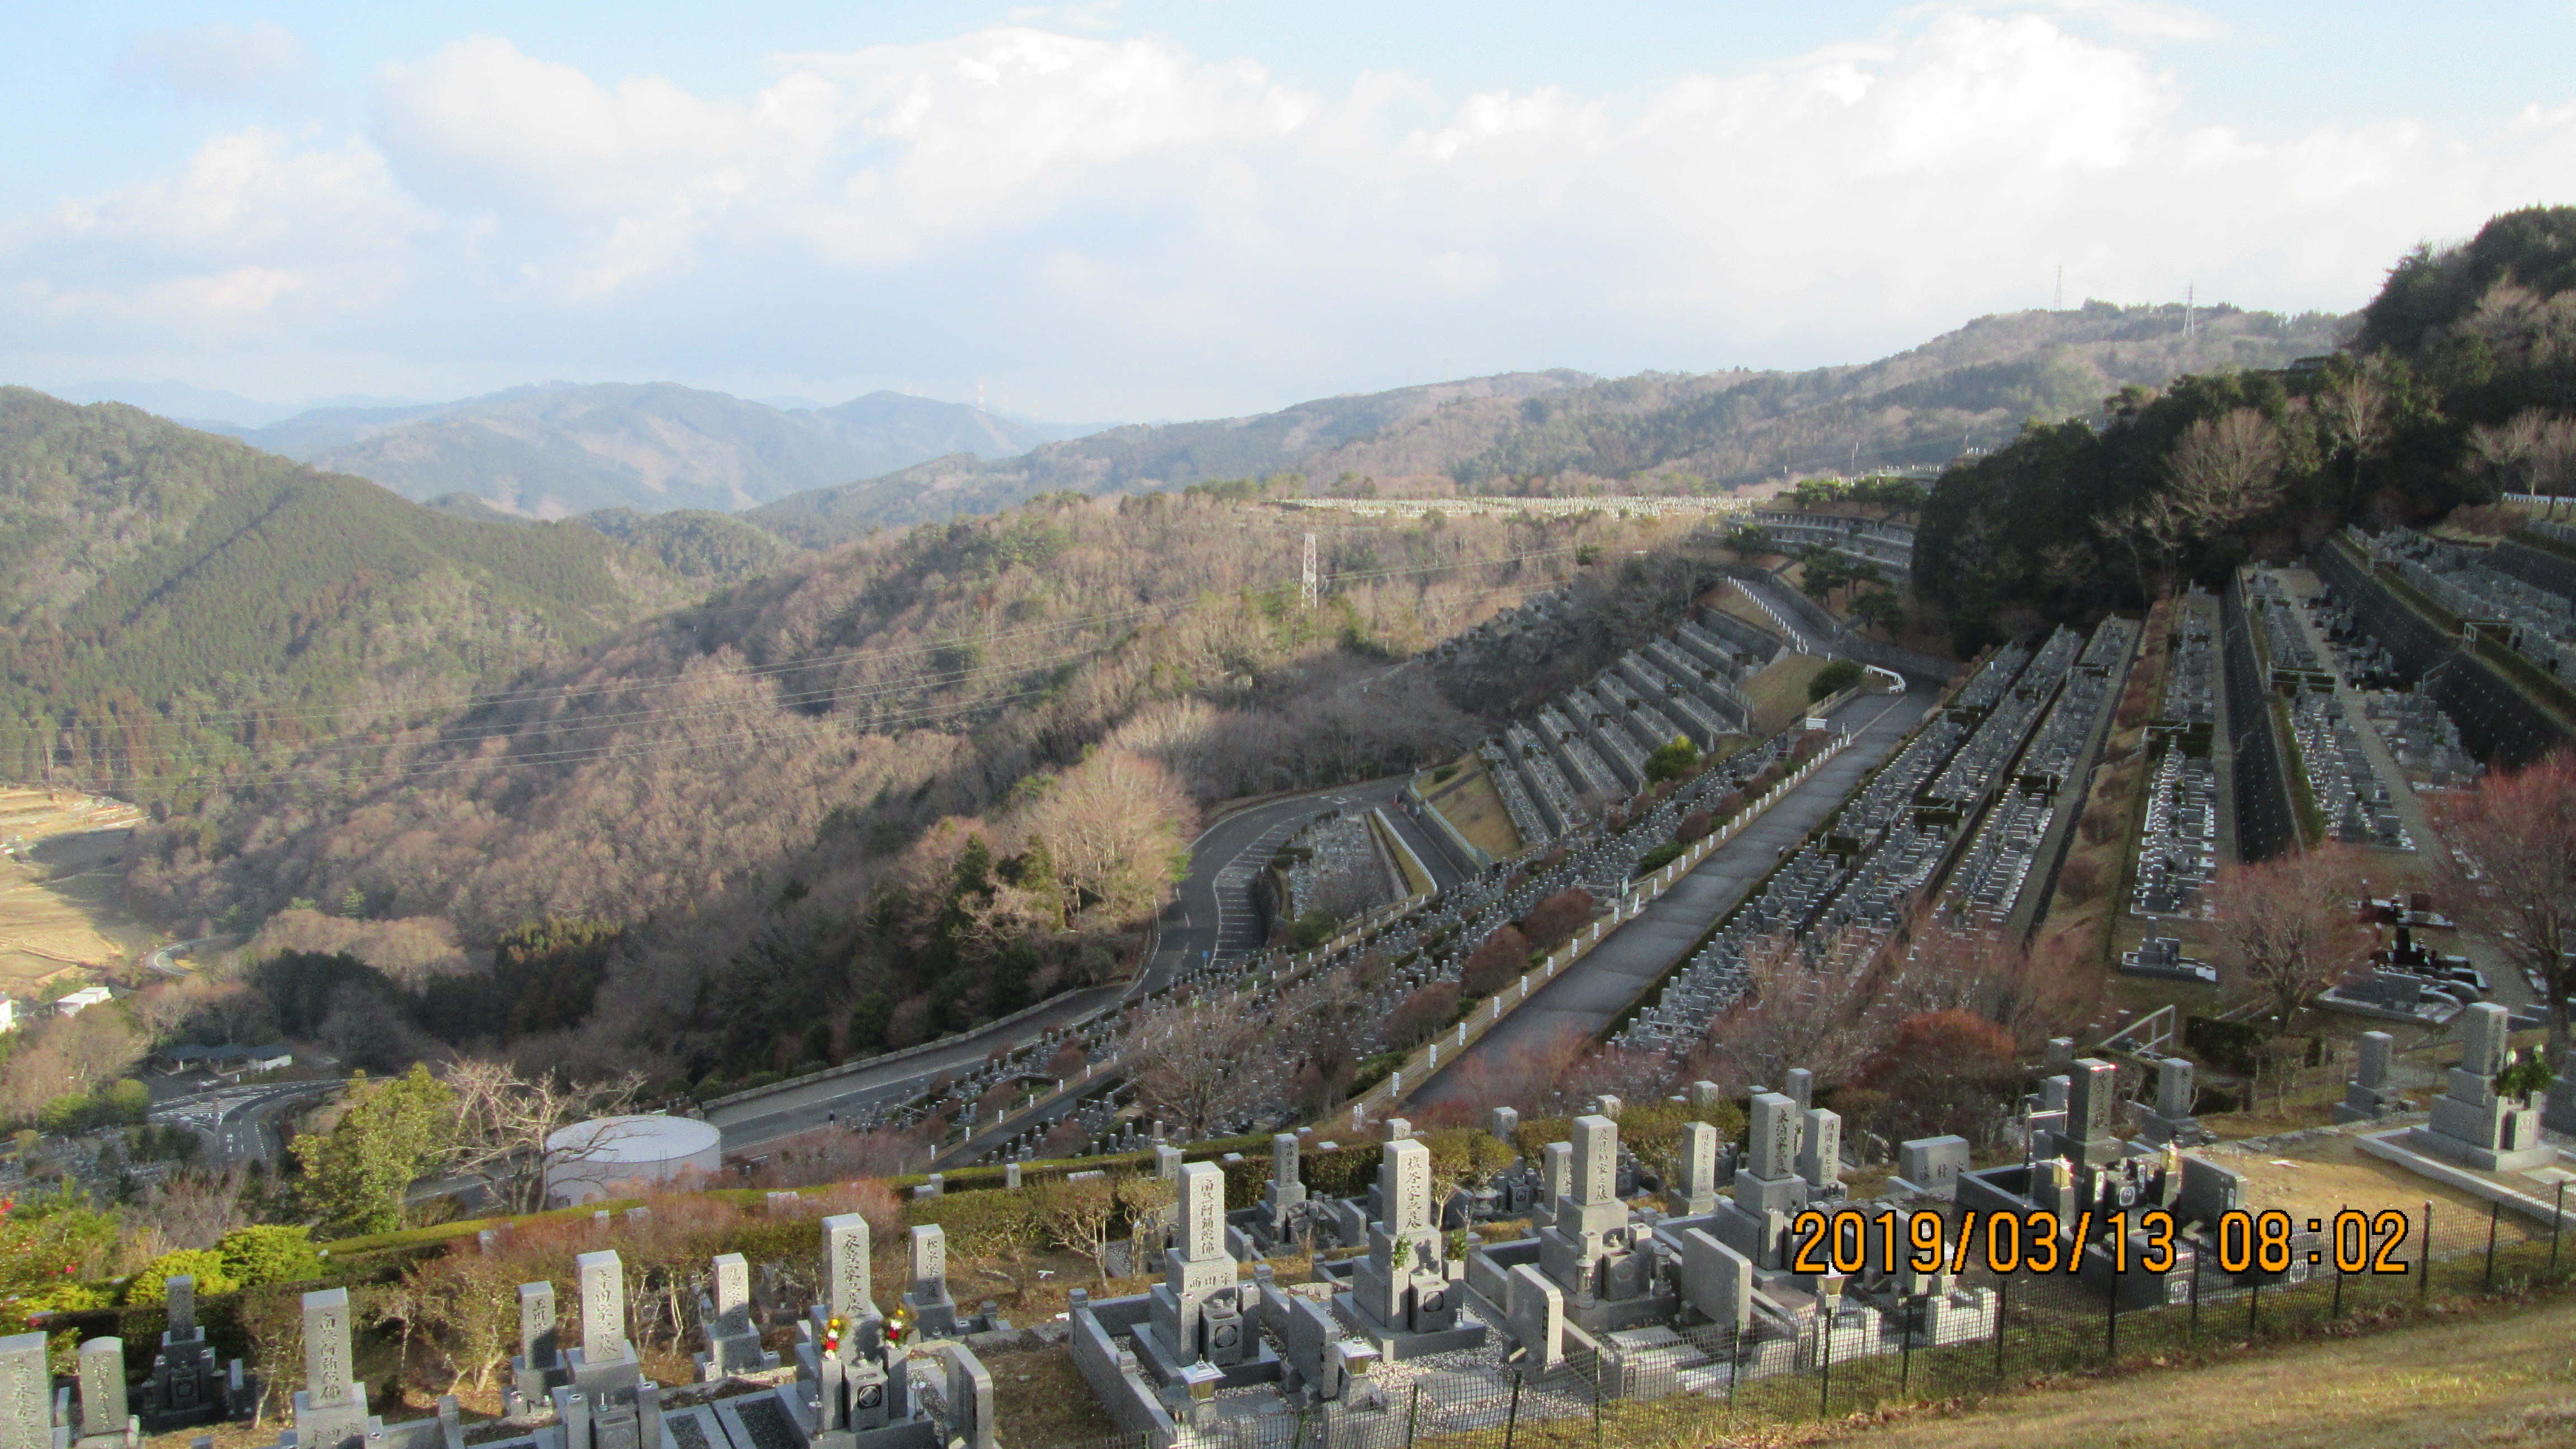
[
  {"left": 1533, "top": 1116, "right": 1671, "bottom": 1330},
  {"left": 1144, "top": 1162, "right": 1256, "bottom": 1377}
]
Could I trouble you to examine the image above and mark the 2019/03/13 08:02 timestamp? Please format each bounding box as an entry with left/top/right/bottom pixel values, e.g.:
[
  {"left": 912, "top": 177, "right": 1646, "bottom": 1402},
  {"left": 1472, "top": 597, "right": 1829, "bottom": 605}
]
[{"left": 1783, "top": 1208, "right": 2416, "bottom": 1277}]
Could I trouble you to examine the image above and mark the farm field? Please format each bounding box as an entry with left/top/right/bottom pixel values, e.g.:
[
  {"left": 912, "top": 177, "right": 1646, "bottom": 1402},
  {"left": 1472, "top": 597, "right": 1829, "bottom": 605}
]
[{"left": 0, "top": 785, "right": 150, "bottom": 996}]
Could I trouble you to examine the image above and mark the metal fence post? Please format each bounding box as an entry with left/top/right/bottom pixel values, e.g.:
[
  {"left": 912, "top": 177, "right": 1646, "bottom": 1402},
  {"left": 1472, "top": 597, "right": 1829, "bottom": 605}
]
[
  {"left": 1405, "top": 1382, "right": 1419, "bottom": 1448},
  {"left": 1819, "top": 1308, "right": 1834, "bottom": 1420},
  {"left": 2189, "top": 1249, "right": 2202, "bottom": 1344},
  {"left": 2247, "top": 1280, "right": 2260, "bottom": 1341},
  {"left": 1900, "top": 1296, "right": 1915, "bottom": 1393},
  {"left": 2106, "top": 1285, "right": 2118, "bottom": 1366},
  {"left": 1993, "top": 1277, "right": 2009, "bottom": 1381},
  {"left": 2422, "top": 1201, "right": 2435, "bottom": 1306},
  {"left": 2486, "top": 1199, "right": 2501, "bottom": 1291},
  {"left": 1502, "top": 1371, "right": 1522, "bottom": 1449},
  {"left": 2555, "top": 1183, "right": 2566, "bottom": 1280}
]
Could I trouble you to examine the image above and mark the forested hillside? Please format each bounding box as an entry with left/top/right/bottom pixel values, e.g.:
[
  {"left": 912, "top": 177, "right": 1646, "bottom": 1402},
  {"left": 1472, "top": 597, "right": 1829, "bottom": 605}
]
[
  {"left": 126, "top": 495, "right": 1719, "bottom": 1082},
  {"left": 0, "top": 391, "right": 711, "bottom": 792},
  {"left": 1914, "top": 206, "right": 2576, "bottom": 650},
  {"left": 221, "top": 382, "right": 1098, "bottom": 518},
  {"left": 756, "top": 303, "right": 2342, "bottom": 546}
]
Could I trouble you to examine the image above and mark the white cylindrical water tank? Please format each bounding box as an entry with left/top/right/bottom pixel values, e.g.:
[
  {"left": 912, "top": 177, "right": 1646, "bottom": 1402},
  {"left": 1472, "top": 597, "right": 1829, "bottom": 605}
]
[{"left": 542, "top": 1113, "right": 723, "bottom": 1205}]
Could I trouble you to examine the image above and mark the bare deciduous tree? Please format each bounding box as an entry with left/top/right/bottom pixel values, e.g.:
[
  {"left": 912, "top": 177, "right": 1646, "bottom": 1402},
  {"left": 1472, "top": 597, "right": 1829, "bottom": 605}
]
[
  {"left": 2318, "top": 369, "right": 2392, "bottom": 512},
  {"left": 2468, "top": 409, "right": 2576, "bottom": 499},
  {"left": 2207, "top": 847, "right": 2369, "bottom": 1036},
  {"left": 1693, "top": 934, "right": 1874, "bottom": 1092},
  {"left": 2432, "top": 751, "right": 2576, "bottom": 1053},
  {"left": 1897, "top": 918, "right": 2104, "bottom": 1052},
  {"left": 443, "top": 1060, "right": 648, "bottom": 1213},
  {"left": 1016, "top": 748, "right": 1193, "bottom": 927},
  {"left": 1119, "top": 995, "right": 1263, "bottom": 1140},
  {"left": 1038, "top": 1173, "right": 1121, "bottom": 1286}
]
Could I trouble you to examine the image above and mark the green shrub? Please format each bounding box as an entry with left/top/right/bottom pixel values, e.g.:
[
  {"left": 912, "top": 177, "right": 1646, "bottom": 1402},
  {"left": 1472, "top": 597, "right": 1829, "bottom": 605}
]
[
  {"left": 1288, "top": 908, "right": 1338, "bottom": 951},
  {"left": 1642, "top": 736, "right": 1698, "bottom": 784},
  {"left": 215, "top": 1225, "right": 325, "bottom": 1287},
  {"left": 1633, "top": 842, "right": 1684, "bottom": 877},
  {"left": 1808, "top": 658, "right": 1864, "bottom": 702},
  {"left": 128, "top": 1249, "right": 236, "bottom": 1304},
  {"left": 1347, "top": 1051, "right": 1405, "bottom": 1097}
]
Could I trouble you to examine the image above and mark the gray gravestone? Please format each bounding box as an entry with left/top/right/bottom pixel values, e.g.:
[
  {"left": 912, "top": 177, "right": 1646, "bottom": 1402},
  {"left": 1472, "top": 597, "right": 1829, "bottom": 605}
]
[
  {"left": 1679, "top": 1229, "right": 1751, "bottom": 1332},
  {"left": 937, "top": 1344, "right": 995, "bottom": 1449},
  {"left": 1795, "top": 1108, "right": 1841, "bottom": 1190},
  {"left": 822, "top": 1214, "right": 872, "bottom": 1318},
  {"left": 77, "top": 1338, "right": 126, "bottom": 1443},
  {"left": 1487, "top": 1107, "right": 1519, "bottom": 1145},
  {"left": 165, "top": 1277, "right": 196, "bottom": 1338},
  {"left": 519, "top": 1282, "right": 558, "bottom": 1367},
  {"left": 909, "top": 1225, "right": 948, "bottom": 1300},
  {"left": 1745, "top": 1093, "right": 1798, "bottom": 1181},
  {"left": 2156, "top": 1058, "right": 2194, "bottom": 1120},
  {"left": 1668, "top": 1120, "right": 1718, "bottom": 1215},
  {"left": 0, "top": 1333, "right": 48, "bottom": 1449},
  {"left": 1893, "top": 1137, "right": 1969, "bottom": 1200},
  {"left": 304, "top": 1291, "right": 354, "bottom": 1409},
  {"left": 712, "top": 1255, "right": 751, "bottom": 1337},
  {"left": 576, "top": 1251, "right": 627, "bottom": 1362}
]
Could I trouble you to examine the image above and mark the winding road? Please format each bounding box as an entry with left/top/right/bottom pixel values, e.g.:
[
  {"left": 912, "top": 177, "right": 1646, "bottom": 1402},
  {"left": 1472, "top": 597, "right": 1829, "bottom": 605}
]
[{"left": 712, "top": 770, "right": 1462, "bottom": 1156}]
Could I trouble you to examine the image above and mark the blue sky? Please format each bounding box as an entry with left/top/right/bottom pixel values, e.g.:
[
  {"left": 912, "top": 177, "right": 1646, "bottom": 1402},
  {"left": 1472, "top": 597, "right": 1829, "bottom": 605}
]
[{"left": 10, "top": 2, "right": 2575, "bottom": 422}]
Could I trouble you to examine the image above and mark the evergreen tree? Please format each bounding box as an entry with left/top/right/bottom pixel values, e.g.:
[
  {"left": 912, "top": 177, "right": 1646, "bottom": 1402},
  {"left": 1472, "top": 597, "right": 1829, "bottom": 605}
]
[{"left": 291, "top": 1064, "right": 455, "bottom": 1234}]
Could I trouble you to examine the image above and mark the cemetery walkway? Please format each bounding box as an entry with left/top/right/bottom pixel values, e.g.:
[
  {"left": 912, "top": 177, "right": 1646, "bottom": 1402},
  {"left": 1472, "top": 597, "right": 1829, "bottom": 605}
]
[{"left": 1407, "top": 683, "right": 1941, "bottom": 1110}]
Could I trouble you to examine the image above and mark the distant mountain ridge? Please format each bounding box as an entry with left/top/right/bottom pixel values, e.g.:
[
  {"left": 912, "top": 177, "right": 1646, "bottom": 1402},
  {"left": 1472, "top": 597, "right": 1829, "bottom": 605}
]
[
  {"left": 752, "top": 302, "right": 2347, "bottom": 547},
  {"left": 192, "top": 382, "right": 1106, "bottom": 518},
  {"left": 0, "top": 388, "right": 728, "bottom": 793}
]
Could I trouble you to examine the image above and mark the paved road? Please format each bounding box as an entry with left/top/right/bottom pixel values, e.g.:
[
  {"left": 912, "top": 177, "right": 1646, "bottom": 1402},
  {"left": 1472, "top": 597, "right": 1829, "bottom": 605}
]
[
  {"left": 150, "top": 1079, "right": 343, "bottom": 1166},
  {"left": 717, "top": 776, "right": 1437, "bottom": 1156},
  {"left": 1408, "top": 685, "right": 1940, "bottom": 1110},
  {"left": 1140, "top": 776, "right": 1436, "bottom": 993},
  {"left": 144, "top": 934, "right": 234, "bottom": 976},
  {"left": 706, "top": 983, "right": 1128, "bottom": 1154}
]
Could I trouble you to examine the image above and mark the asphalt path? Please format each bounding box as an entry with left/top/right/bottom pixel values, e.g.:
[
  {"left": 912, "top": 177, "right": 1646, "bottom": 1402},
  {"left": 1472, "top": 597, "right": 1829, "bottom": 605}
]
[
  {"left": 1408, "top": 685, "right": 1940, "bottom": 1111},
  {"left": 1138, "top": 776, "right": 1432, "bottom": 993}
]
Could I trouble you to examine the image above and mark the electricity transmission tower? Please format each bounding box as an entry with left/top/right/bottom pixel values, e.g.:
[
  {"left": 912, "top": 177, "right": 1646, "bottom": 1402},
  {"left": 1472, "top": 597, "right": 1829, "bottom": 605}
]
[{"left": 1301, "top": 532, "right": 1318, "bottom": 610}]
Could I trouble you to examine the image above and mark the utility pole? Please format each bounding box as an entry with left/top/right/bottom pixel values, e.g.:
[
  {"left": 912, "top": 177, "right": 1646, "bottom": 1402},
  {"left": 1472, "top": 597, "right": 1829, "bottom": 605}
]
[
  {"left": 1301, "top": 532, "right": 1318, "bottom": 610},
  {"left": 2184, "top": 283, "right": 2195, "bottom": 342},
  {"left": 2054, "top": 264, "right": 2063, "bottom": 310}
]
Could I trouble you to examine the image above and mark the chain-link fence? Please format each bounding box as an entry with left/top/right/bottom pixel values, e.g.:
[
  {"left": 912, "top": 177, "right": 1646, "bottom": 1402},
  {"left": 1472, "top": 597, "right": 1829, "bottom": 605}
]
[{"left": 1022, "top": 1187, "right": 2572, "bottom": 1449}]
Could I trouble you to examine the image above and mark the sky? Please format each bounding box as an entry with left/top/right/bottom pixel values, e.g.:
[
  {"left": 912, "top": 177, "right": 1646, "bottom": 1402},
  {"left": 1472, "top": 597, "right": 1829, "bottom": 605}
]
[{"left": 8, "top": 2, "right": 2576, "bottom": 423}]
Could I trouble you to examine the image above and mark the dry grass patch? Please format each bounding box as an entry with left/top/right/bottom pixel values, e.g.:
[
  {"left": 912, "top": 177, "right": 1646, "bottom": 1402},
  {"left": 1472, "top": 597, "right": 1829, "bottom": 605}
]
[
  {"left": 1419, "top": 757, "right": 1524, "bottom": 858},
  {"left": 1764, "top": 1292, "right": 2576, "bottom": 1449},
  {"left": 1742, "top": 655, "right": 1833, "bottom": 737}
]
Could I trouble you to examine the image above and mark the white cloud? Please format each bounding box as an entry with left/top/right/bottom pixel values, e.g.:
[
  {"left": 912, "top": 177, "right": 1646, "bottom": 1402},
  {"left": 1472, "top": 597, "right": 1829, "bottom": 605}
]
[
  {"left": 119, "top": 21, "right": 313, "bottom": 101},
  {"left": 14, "top": 9, "right": 2576, "bottom": 417}
]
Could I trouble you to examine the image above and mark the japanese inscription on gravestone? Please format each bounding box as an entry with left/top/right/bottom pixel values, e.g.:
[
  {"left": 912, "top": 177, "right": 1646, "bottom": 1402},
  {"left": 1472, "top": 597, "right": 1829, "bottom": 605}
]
[
  {"left": 1186, "top": 1164, "right": 1224, "bottom": 1260},
  {"left": 1575, "top": 1115, "right": 1617, "bottom": 1204},
  {"left": 824, "top": 1214, "right": 870, "bottom": 1316},
  {"left": 306, "top": 1289, "right": 353, "bottom": 1405}
]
